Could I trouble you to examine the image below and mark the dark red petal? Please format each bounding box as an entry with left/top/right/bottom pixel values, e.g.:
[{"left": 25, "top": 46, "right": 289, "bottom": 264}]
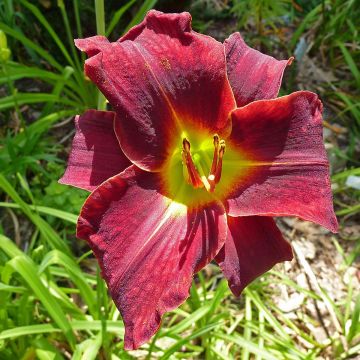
[
  {"left": 76, "top": 10, "right": 236, "bottom": 171},
  {"left": 77, "top": 166, "right": 227, "bottom": 349},
  {"left": 225, "top": 32, "right": 293, "bottom": 107},
  {"left": 228, "top": 91, "right": 338, "bottom": 233},
  {"left": 59, "top": 110, "right": 130, "bottom": 191},
  {"left": 215, "top": 216, "right": 293, "bottom": 296},
  {"left": 74, "top": 35, "right": 110, "bottom": 57}
]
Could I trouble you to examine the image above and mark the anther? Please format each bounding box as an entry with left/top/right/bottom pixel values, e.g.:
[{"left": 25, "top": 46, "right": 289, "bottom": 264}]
[
  {"left": 210, "top": 134, "right": 219, "bottom": 176},
  {"left": 182, "top": 151, "right": 192, "bottom": 185},
  {"left": 182, "top": 138, "right": 191, "bottom": 152},
  {"left": 213, "top": 134, "right": 219, "bottom": 147}
]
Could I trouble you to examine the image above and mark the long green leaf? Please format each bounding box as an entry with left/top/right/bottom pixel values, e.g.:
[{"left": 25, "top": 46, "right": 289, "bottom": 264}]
[
  {"left": 347, "top": 294, "right": 360, "bottom": 342},
  {"left": 160, "top": 322, "right": 220, "bottom": 359},
  {"left": 0, "top": 62, "right": 62, "bottom": 83},
  {"left": 19, "top": 0, "right": 75, "bottom": 67},
  {"left": 38, "top": 250, "right": 97, "bottom": 317},
  {"left": 106, "top": 0, "right": 137, "bottom": 36},
  {"left": 72, "top": 333, "right": 102, "bottom": 360},
  {"left": 0, "top": 253, "right": 75, "bottom": 348},
  {"left": 0, "top": 320, "right": 124, "bottom": 340},
  {"left": 337, "top": 41, "right": 360, "bottom": 87},
  {"left": 215, "top": 333, "right": 279, "bottom": 360},
  {"left": 41, "top": 66, "right": 75, "bottom": 116},
  {"left": 0, "top": 93, "right": 81, "bottom": 111},
  {"left": 0, "top": 22, "right": 63, "bottom": 71},
  {"left": 0, "top": 202, "right": 78, "bottom": 223},
  {"left": 161, "top": 305, "right": 211, "bottom": 336},
  {"left": 0, "top": 174, "right": 70, "bottom": 254}
]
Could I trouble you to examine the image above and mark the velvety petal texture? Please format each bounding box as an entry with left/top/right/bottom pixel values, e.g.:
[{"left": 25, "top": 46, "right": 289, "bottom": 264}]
[
  {"left": 216, "top": 216, "right": 293, "bottom": 296},
  {"left": 75, "top": 10, "right": 236, "bottom": 171},
  {"left": 225, "top": 32, "right": 292, "bottom": 107},
  {"left": 77, "top": 166, "right": 227, "bottom": 349},
  {"left": 228, "top": 91, "right": 338, "bottom": 232},
  {"left": 59, "top": 110, "right": 130, "bottom": 191}
]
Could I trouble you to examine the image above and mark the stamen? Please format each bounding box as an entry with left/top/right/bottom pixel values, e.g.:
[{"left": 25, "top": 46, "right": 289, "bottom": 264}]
[
  {"left": 207, "top": 134, "right": 225, "bottom": 192},
  {"left": 182, "top": 138, "right": 203, "bottom": 188},
  {"left": 210, "top": 134, "right": 219, "bottom": 176},
  {"left": 214, "top": 140, "right": 225, "bottom": 184},
  {"left": 182, "top": 151, "right": 192, "bottom": 185}
]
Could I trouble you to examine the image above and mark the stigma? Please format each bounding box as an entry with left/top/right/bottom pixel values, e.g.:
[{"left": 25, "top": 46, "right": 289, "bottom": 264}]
[{"left": 182, "top": 135, "right": 225, "bottom": 192}]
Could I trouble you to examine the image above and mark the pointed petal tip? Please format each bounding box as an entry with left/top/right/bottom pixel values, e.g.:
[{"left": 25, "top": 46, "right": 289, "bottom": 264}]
[
  {"left": 229, "top": 284, "right": 242, "bottom": 298},
  {"left": 216, "top": 216, "right": 294, "bottom": 297},
  {"left": 74, "top": 38, "right": 81, "bottom": 48},
  {"left": 287, "top": 56, "right": 295, "bottom": 66},
  {"left": 144, "top": 9, "right": 192, "bottom": 31},
  {"left": 227, "top": 244, "right": 294, "bottom": 298},
  {"left": 328, "top": 213, "right": 339, "bottom": 234},
  {"left": 57, "top": 177, "right": 93, "bottom": 192},
  {"left": 120, "top": 10, "right": 192, "bottom": 43},
  {"left": 225, "top": 31, "right": 242, "bottom": 43},
  {"left": 74, "top": 36, "right": 109, "bottom": 57},
  {"left": 225, "top": 32, "right": 294, "bottom": 106}
]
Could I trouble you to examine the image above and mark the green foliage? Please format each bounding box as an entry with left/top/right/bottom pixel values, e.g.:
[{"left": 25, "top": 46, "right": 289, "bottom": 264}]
[
  {"left": 231, "top": 0, "right": 292, "bottom": 34},
  {"left": 291, "top": 0, "right": 360, "bottom": 127}
]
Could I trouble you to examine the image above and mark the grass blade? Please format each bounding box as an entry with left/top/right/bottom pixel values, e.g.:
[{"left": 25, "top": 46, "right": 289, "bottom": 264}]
[
  {"left": 0, "top": 174, "right": 71, "bottom": 254},
  {"left": 0, "top": 249, "right": 76, "bottom": 348}
]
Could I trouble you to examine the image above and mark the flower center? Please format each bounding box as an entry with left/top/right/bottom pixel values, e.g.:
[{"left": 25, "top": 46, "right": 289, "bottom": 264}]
[
  {"left": 182, "top": 135, "right": 225, "bottom": 192},
  {"left": 162, "top": 130, "right": 249, "bottom": 208}
]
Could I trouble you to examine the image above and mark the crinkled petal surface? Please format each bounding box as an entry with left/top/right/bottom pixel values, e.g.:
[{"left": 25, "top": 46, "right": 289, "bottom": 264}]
[
  {"left": 225, "top": 32, "right": 292, "bottom": 107},
  {"left": 77, "top": 166, "right": 227, "bottom": 349},
  {"left": 227, "top": 91, "right": 338, "bottom": 232},
  {"left": 75, "top": 10, "right": 236, "bottom": 171},
  {"left": 215, "top": 216, "right": 293, "bottom": 296},
  {"left": 59, "top": 110, "right": 130, "bottom": 191}
]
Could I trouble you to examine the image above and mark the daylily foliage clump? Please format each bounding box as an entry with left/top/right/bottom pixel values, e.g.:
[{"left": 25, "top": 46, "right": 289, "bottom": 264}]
[{"left": 60, "top": 10, "right": 337, "bottom": 350}]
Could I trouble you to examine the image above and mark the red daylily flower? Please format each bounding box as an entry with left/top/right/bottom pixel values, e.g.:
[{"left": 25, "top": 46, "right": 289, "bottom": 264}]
[{"left": 59, "top": 10, "right": 338, "bottom": 350}]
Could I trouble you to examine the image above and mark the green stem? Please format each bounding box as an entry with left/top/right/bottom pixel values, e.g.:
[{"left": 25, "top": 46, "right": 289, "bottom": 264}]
[
  {"left": 73, "top": 0, "right": 83, "bottom": 38},
  {"left": 58, "top": 0, "right": 82, "bottom": 72},
  {"left": 58, "top": 0, "right": 91, "bottom": 107},
  {"left": 95, "top": 0, "right": 107, "bottom": 110},
  {"left": 97, "top": 266, "right": 110, "bottom": 358},
  {"left": 95, "top": 0, "right": 105, "bottom": 36},
  {"left": 73, "top": 0, "right": 85, "bottom": 64}
]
